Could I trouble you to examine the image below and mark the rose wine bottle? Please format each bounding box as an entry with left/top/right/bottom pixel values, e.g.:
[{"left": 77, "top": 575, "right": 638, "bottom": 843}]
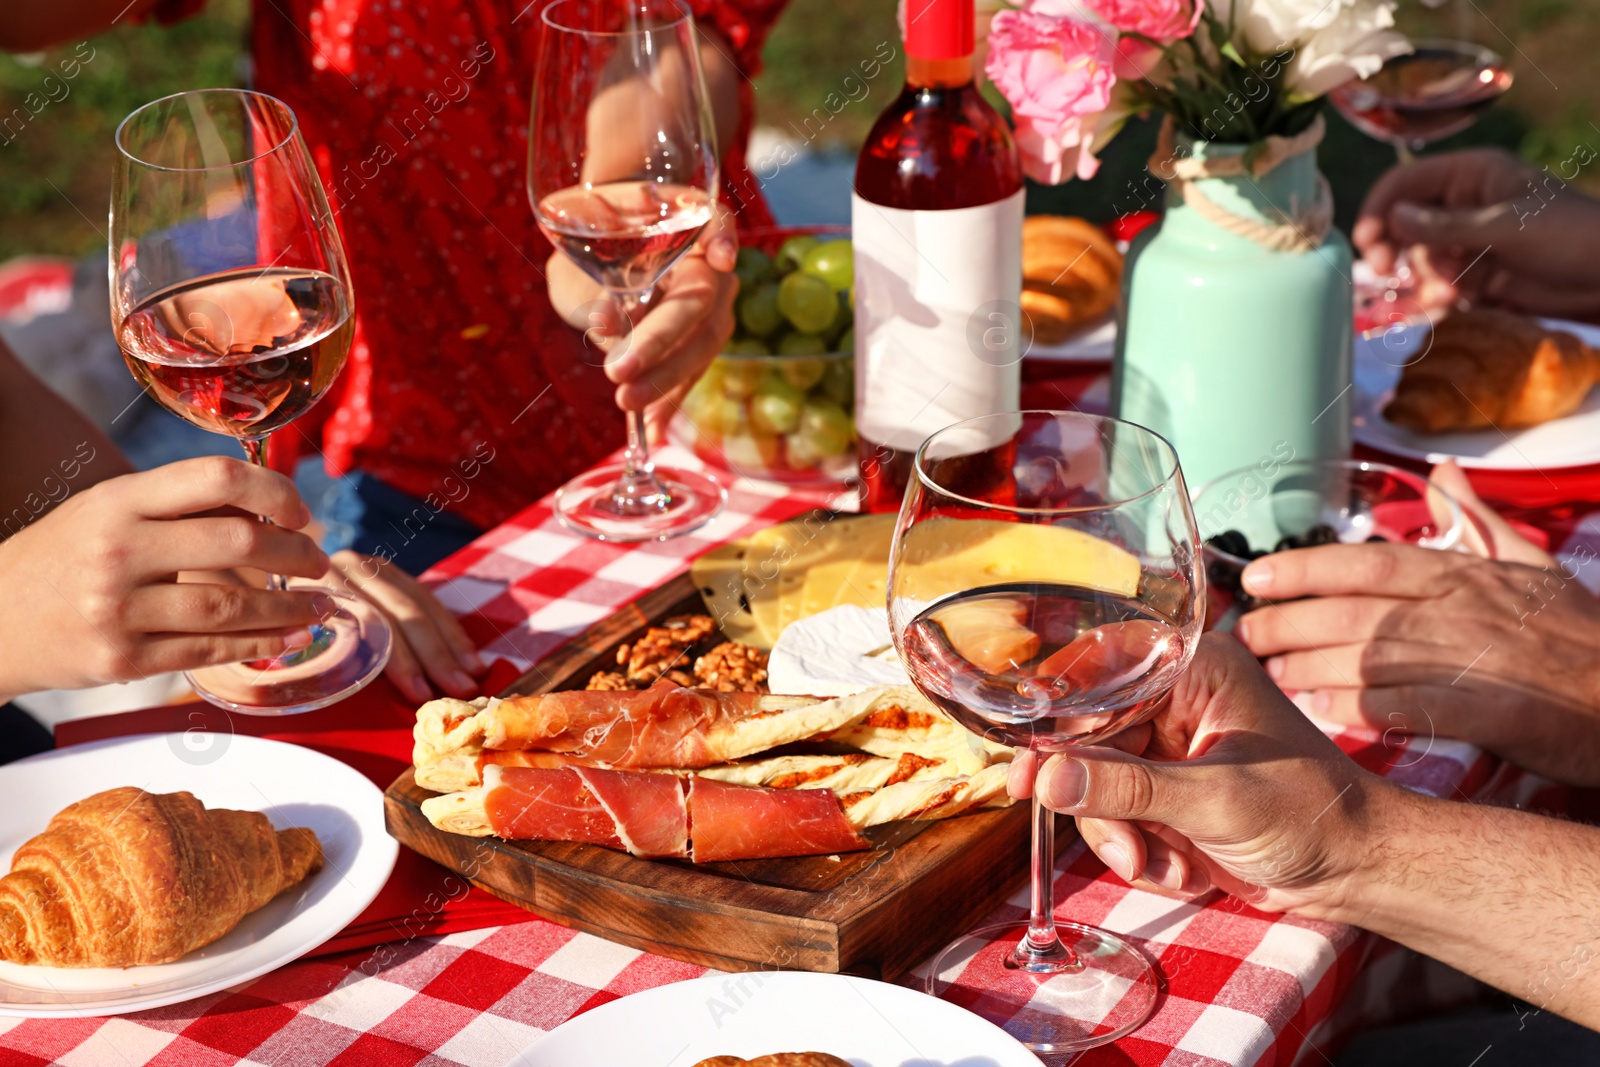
[{"left": 852, "top": 0, "right": 1024, "bottom": 512}]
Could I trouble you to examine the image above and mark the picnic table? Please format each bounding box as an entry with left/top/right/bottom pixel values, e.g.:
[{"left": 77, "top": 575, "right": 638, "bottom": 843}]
[{"left": 9, "top": 363, "right": 1588, "bottom": 1067}]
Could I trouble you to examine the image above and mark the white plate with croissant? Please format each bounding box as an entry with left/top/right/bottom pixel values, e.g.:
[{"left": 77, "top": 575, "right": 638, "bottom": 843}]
[
  {"left": 1353, "top": 310, "right": 1600, "bottom": 470},
  {"left": 0, "top": 733, "right": 397, "bottom": 1017}
]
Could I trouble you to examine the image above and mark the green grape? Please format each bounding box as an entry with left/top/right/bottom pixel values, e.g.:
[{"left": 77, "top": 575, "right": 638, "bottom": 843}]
[
  {"left": 820, "top": 357, "right": 854, "bottom": 406},
  {"left": 834, "top": 327, "right": 855, "bottom": 357},
  {"left": 774, "top": 234, "right": 820, "bottom": 274},
  {"left": 722, "top": 338, "right": 770, "bottom": 356},
  {"left": 750, "top": 374, "right": 804, "bottom": 435},
  {"left": 680, "top": 371, "right": 722, "bottom": 441},
  {"left": 723, "top": 432, "right": 778, "bottom": 472},
  {"left": 737, "top": 282, "right": 783, "bottom": 338},
  {"left": 785, "top": 430, "right": 824, "bottom": 471},
  {"left": 800, "top": 239, "right": 853, "bottom": 293},
  {"left": 717, "top": 396, "right": 750, "bottom": 437},
  {"left": 734, "top": 247, "right": 775, "bottom": 291},
  {"left": 721, "top": 360, "right": 765, "bottom": 399},
  {"left": 777, "top": 333, "right": 828, "bottom": 357},
  {"left": 777, "top": 271, "right": 839, "bottom": 335},
  {"left": 778, "top": 356, "right": 828, "bottom": 389},
  {"left": 798, "top": 398, "right": 854, "bottom": 458},
  {"left": 827, "top": 294, "right": 853, "bottom": 345}
]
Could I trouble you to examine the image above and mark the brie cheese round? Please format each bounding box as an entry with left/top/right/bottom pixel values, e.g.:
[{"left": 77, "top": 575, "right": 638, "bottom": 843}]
[{"left": 767, "top": 604, "right": 912, "bottom": 697}]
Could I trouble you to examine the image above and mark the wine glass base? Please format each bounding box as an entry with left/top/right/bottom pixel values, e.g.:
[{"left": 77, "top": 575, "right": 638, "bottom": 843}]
[
  {"left": 925, "top": 920, "right": 1159, "bottom": 1054},
  {"left": 185, "top": 586, "right": 393, "bottom": 715},
  {"left": 554, "top": 463, "right": 726, "bottom": 542}
]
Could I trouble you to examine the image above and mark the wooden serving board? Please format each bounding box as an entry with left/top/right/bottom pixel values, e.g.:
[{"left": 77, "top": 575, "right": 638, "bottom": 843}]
[{"left": 384, "top": 572, "right": 1049, "bottom": 979}]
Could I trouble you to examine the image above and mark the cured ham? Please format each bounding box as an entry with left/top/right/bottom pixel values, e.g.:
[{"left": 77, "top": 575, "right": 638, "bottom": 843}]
[
  {"left": 687, "top": 777, "right": 868, "bottom": 863},
  {"left": 413, "top": 685, "right": 929, "bottom": 791},
  {"left": 480, "top": 765, "right": 624, "bottom": 850},
  {"left": 445, "top": 765, "right": 869, "bottom": 862},
  {"left": 573, "top": 767, "right": 688, "bottom": 859}
]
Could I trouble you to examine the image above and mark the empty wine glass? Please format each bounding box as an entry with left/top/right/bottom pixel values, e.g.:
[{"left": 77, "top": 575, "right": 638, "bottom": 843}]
[
  {"left": 528, "top": 0, "right": 727, "bottom": 541},
  {"left": 111, "top": 89, "right": 391, "bottom": 714},
  {"left": 889, "top": 410, "right": 1204, "bottom": 1053}
]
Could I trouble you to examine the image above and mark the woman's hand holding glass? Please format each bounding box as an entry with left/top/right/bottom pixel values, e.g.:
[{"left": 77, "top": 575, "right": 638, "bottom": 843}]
[{"left": 0, "top": 458, "right": 329, "bottom": 700}]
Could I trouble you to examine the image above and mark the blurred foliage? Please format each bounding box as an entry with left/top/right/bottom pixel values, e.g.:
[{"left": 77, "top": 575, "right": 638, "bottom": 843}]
[
  {"left": 0, "top": 0, "right": 247, "bottom": 262},
  {"left": 751, "top": 0, "right": 903, "bottom": 150},
  {"left": 0, "top": 0, "right": 1596, "bottom": 258}
]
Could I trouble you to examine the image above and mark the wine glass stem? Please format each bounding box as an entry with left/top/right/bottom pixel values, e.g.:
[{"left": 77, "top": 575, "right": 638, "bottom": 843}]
[
  {"left": 1020, "top": 779, "right": 1074, "bottom": 964},
  {"left": 240, "top": 436, "right": 289, "bottom": 594},
  {"left": 1394, "top": 140, "right": 1417, "bottom": 166},
  {"left": 609, "top": 288, "right": 673, "bottom": 515}
]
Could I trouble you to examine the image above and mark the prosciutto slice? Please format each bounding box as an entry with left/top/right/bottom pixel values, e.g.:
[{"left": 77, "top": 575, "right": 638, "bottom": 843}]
[
  {"left": 573, "top": 767, "right": 689, "bottom": 859},
  {"left": 481, "top": 765, "right": 624, "bottom": 850},
  {"left": 687, "top": 777, "right": 869, "bottom": 863},
  {"left": 484, "top": 682, "right": 771, "bottom": 767},
  {"left": 479, "top": 765, "right": 868, "bottom": 862}
]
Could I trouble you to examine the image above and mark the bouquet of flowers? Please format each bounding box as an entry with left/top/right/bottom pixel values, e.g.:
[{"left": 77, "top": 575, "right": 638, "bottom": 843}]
[{"left": 985, "top": 0, "right": 1412, "bottom": 183}]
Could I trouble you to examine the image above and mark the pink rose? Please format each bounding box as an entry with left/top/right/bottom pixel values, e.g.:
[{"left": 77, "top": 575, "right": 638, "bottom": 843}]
[
  {"left": 986, "top": 9, "right": 1118, "bottom": 183},
  {"left": 1081, "top": 0, "right": 1203, "bottom": 78},
  {"left": 1081, "top": 0, "right": 1202, "bottom": 41}
]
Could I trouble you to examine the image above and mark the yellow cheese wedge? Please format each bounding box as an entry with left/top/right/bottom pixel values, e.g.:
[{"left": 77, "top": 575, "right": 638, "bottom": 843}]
[
  {"left": 688, "top": 541, "right": 765, "bottom": 646},
  {"left": 896, "top": 518, "right": 1141, "bottom": 601},
  {"left": 691, "top": 513, "right": 897, "bottom": 648},
  {"left": 799, "top": 557, "right": 889, "bottom": 617},
  {"left": 695, "top": 513, "right": 1136, "bottom": 650}
]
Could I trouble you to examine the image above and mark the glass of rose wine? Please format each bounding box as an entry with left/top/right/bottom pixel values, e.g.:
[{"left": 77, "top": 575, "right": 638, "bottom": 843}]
[
  {"left": 1330, "top": 39, "right": 1512, "bottom": 165},
  {"left": 527, "top": 0, "right": 727, "bottom": 542},
  {"left": 889, "top": 410, "right": 1203, "bottom": 1053},
  {"left": 111, "top": 89, "right": 391, "bottom": 714},
  {"left": 1331, "top": 40, "right": 1513, "bottom": 329}
]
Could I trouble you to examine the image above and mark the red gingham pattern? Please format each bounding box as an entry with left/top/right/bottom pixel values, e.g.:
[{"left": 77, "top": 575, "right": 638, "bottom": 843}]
[{"left": 14, "top": 434, "right": 1529, "bottom": 1067}]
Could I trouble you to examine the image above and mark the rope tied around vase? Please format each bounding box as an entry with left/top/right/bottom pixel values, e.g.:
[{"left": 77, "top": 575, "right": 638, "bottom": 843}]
[{"left": 1149, "top": 113, "right": 1334, "bottom": 253}]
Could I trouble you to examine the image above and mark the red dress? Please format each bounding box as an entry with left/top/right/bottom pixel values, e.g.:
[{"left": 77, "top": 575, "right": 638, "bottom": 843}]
[{"left": 160, "top": 0, "right": 785, "bottom": 530}]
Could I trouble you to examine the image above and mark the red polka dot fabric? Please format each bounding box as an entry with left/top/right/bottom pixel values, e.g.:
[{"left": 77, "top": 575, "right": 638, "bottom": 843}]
[{"left": 234, "top": 0, "right": 787, "bottom": 530}]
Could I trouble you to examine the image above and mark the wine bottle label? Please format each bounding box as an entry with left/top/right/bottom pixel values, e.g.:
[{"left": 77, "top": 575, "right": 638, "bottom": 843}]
[{"left": 852, "top": 189, "right": 1024, "bottom": 454}]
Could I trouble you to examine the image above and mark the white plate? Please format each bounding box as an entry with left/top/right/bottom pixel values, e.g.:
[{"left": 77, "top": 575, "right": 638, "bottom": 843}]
[
  {"left": 1353, "top": 316, "right": 1600, "bottom": 470},
  {"left": 521, "top": 971, "right": 1038, "bottom": 1067},
  {"left": 1024, "top": 314, "right": 1116, "bottom": 363},
  {"left": 0, "top": 733, "right": 397, "bottom": 1017}
]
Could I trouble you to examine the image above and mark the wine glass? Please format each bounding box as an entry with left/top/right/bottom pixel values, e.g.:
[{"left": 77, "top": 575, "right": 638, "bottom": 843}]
[
  {"left": 1330, "top": 40, "right": 1513, "bottom": 329},
  {"left": 528, "top": 0, "right": 728, "bottom": 542},
  {"left": 111, "top": 89, "right": 391, "bottom": 715},
  {"left": 888, "top": 410, "right": 1204, "bottom": 1053},
  {"left": 1330, "top": 39, "right": 1512, "bottom": 165}
]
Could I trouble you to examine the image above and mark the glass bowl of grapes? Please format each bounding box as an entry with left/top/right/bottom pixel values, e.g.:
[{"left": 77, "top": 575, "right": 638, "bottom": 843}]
[
  {"left": 1193, "top": 458, "right": 1467, "bottom": 624},
  {"left": 670, "top": 226, "right": 856, "bottom": 485}
]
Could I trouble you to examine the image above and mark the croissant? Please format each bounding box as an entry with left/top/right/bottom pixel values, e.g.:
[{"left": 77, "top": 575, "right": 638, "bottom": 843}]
[
  {"left": 1020, "top": 215, "right": 1123, "bottom": 345},
  {"left": 1383, "top": 309, "right": 1600, "bottom": 434},
  {"left": 0, "top": 787, "right": 322, "bottom": 967}
]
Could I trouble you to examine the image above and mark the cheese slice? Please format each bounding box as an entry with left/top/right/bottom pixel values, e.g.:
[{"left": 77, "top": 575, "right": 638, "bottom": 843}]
[
  {"left": 692, "top": 512, "right": 897, "bottom": 647},
  {"left": 896, "top": 518, "right": 1141, "bottom": 601},
  {"left": 688, "top": 541, "right": 765, "bottom": 647},
  {"left": 799, "top": 557, "right": 890, "bottom": 618}
]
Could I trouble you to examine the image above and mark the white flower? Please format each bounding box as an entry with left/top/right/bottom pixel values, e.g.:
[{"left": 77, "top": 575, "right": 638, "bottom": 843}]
[{"left": 1212, "top": 0, "right": 1413, "bottom": 99}]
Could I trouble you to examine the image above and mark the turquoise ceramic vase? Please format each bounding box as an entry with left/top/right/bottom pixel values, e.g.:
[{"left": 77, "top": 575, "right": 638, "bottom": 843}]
[{"left": 1111, "top": 131, "right": 1353, "bottom": 490}]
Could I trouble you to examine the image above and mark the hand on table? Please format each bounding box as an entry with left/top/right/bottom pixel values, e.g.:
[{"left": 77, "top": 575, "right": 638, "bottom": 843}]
[
  {"left": 547, "top": 204, "right": 739, "bottom": 441},
  {"left": 1353, "top": 147, "right": 1600, "bottom": 320},
  {"left": 1233, "top": 529, "right": 1600, "bottom": 786},
  {"left": 0, "top": 457, "right": 330, "bottom": 699},
  {"left": 1010, "top": 634, "right": 1383, "bottom": 917},
  {"left": 321, "top": 550, "right": 486, "bottom": 704}
]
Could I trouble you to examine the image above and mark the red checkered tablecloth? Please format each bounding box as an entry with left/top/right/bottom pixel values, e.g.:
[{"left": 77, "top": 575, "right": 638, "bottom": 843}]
[{"left": 5, "top": 438, "right": 1510, "bottom": 1067}]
